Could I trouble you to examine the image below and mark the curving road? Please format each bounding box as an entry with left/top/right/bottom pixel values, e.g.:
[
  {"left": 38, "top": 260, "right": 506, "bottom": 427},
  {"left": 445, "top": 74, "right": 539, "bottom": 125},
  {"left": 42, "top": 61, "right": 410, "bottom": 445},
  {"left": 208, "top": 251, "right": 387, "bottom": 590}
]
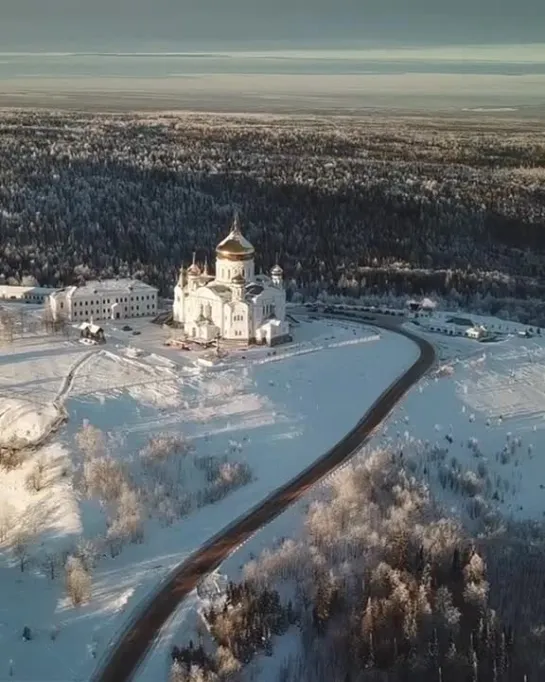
[{"left": 90, "top": 315, "right": 435, "bottom": 682}]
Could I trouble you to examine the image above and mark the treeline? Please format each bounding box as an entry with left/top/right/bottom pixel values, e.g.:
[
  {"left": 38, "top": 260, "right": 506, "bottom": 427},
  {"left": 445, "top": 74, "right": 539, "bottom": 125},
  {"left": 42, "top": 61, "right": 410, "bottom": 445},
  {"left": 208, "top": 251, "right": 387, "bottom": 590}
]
[
  {"left": 171, "top": 450, "right": 541, "bottom": 681},
  {"left": 0, "top": 111, "right": 544, "bottom": 318}
]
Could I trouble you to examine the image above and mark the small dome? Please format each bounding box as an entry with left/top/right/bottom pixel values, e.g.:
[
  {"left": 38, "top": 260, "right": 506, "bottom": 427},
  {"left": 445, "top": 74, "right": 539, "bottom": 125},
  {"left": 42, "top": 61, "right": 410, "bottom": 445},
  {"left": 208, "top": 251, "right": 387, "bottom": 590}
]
[
  {"left": 187, "top": 263, "right": 201, "bottom": 277},
  {"left": 231, "top": 273, "right": 246, "bottom": 285},
  {"left": 271, "top": 264, "right": 283, "bottom": 275},
  {"left": 201, "top": 260, "right": 214, "bottom": 280}
]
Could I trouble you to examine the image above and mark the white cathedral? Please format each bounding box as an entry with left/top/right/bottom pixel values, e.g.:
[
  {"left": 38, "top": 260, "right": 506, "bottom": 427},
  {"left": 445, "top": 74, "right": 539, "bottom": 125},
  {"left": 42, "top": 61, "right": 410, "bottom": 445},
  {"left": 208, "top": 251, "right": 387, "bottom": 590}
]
[{"left": 173, "top": 214, "right": 290, "bottom": 346}]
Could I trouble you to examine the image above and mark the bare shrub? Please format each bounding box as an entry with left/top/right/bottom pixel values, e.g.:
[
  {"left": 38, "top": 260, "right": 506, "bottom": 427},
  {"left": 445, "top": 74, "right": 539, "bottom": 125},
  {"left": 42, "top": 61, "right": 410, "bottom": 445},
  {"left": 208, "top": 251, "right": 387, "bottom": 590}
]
[
  {"left": 76, "top": 423, "right": 107, "bottom": 460},
  {"left": 169, "top": 660, "right": 188, "bottom": 682},
  {"left": 75, "top": 537, "right": 99, "bottom": 572},
  {"left": 25, "top": 458, "right": 47, "bottom": 492},
  {"left": 171, "top": 645, "right": 219, "bottom": 682},
  {"left": 106, "top": 484, "right": 143, "bottom": 557},
  {"left": 141, "top": 434, "right": 190, "bottom": 462},
  {"left": 12, "top": 530, "right": 31, "bottom": 572},
  {"left": 215, "top": 645, "right": 241, "bottom": 677},
  {"left": 65, "top": 556, "right": 91, "bottom": 606},
  {"left": 83, "top": 455, "right": 126, "bottom": 501},
  {"left": 476, "top": 461, "right": 488, "bottom": 479},
  {"left": 0, "top": 502, "right": 15, "bottom": 542},
  {"left": 42, "top": 550, "right": 59, "bottom": 580},
  {"left": 459, "top": 470, "right": 483, "bottom": 497},
  {"left": 499, "top": 447, "right": 511, "bottom": 465},
  {"left": 0, "top": 445, "right": 23, "bottom": 471},
  {"left": 467, "top": 495, "right": 488, "bottom": 520},
  {"left": 0, "top": 309, "right": 15, "bottom": 345},
  {"left": 199, "top": 461, "right": 253, "bottom": 507}
]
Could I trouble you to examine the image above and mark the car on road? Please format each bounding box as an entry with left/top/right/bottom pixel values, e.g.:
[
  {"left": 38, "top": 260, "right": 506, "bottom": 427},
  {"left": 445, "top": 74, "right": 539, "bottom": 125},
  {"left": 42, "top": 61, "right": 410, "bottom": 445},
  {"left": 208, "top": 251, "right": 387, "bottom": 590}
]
[{"left": 132, "top": 330, "right": 141, "bottom": 336}]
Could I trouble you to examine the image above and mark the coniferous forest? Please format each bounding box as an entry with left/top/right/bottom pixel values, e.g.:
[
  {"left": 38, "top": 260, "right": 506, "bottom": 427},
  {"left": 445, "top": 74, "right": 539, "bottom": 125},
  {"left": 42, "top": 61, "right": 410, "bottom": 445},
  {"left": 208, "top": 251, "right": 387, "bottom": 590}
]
[{"left": 1, "top": 111, "right": 544, "bottom": 322}]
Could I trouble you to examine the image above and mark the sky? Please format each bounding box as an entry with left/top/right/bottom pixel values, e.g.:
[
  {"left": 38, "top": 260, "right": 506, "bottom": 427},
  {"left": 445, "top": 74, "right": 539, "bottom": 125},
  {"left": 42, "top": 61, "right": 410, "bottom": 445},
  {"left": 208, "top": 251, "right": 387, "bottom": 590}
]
[{"left": 1, "top": 0, "right": 543, "bottom": 51}]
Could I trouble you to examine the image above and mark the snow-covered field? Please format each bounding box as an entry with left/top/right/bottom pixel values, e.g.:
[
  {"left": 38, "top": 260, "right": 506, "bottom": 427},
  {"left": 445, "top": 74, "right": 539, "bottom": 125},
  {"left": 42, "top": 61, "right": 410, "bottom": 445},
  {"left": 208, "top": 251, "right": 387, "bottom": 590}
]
[
  {"left": 0, "top": 314, "right": 418, "bottom": 682},
  {"left": 0, "top": 336, "right": 92, "bottom": 449},
  {"left": 152, "top": 314, "right": 545, "bottom": 682},
  {"left": 388, "top": 330, "right": 545, "bottom": 523}
]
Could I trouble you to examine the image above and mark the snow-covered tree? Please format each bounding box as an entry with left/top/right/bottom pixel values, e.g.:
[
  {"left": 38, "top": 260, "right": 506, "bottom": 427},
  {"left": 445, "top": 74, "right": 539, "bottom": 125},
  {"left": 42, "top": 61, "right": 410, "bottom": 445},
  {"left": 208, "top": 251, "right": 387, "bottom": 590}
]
[{"left": 65, "top": 555, "right": 91, "bottom": 606}]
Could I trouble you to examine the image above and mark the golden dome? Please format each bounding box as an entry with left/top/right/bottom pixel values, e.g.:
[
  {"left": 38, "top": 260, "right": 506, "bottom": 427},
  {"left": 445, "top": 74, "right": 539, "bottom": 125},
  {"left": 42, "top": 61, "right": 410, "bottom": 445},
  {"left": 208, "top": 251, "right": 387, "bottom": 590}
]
[{"left": 216, "top": 213, "right": 255, "bottom": 262}]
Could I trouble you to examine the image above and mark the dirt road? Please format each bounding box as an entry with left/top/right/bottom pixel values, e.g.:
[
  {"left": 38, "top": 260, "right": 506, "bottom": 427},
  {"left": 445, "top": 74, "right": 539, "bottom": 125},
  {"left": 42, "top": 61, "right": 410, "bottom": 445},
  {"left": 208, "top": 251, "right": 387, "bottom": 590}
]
[{"left": 91, "top": 318, "right": 435, "bottom": 682}]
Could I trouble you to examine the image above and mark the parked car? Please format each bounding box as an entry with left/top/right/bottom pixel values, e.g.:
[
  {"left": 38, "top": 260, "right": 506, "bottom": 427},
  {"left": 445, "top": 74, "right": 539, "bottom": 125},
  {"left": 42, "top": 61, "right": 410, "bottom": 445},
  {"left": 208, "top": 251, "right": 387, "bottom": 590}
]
[
  {"left": 132, "top": 330, "right": 141, "bottom": 336},
  {"left": 122, "top": 325, "right": 132, "bottom": 332}
]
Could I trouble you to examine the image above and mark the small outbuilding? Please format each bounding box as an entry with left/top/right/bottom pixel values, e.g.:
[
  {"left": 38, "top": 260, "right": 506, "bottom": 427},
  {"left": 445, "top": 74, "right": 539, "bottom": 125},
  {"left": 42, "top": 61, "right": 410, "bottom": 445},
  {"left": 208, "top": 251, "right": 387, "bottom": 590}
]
[
  {"left": 466, "top": 325, "right": 488, "bottom": 340},
  {"left": 78, "top": 322, "right": 106, "bottom": 344},
  {"left": 255, "top": 318, "right": 291, "bottom": 346}
]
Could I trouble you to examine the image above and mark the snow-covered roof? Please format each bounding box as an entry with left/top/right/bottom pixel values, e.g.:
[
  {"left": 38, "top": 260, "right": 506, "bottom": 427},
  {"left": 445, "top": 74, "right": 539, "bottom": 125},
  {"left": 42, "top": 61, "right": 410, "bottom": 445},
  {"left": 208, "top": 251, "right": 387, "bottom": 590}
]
[
  {"left": 245, "top": 284, "right": 264, "bottom": 298},
  {"left": 206, "top": 284, "right": 233, "bottom": 301},
  {"left": 78, "top": 322, "right": 103, "bottom": 334},
  {"left": 0, "top": 284, "right": 57, "bottom": 296},
  {"left": 68, "top": 279, "right": 157, "bottom": 297},
  {"left": 421, "top": 297, "right": 437, "bottom": 309},
  {"left": 259, "top": 319, "right": 283, "bottom": 330}
]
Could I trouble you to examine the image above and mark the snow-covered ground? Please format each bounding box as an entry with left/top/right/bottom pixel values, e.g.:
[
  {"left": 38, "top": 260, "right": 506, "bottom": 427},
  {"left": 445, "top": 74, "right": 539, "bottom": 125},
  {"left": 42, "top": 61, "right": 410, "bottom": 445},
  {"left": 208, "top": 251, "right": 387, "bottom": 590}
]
[
  {"left": 0, "top": 336, "right": 92, "bottom": 449},
  {"left": 388, "top": 330, "right": 545, "bottom": 523},
  {"left": 152, "top": 313, "right": 545, "bottom": 682},
  {"left": 0, "top": 314, "right": 418, "bottom": 682}
]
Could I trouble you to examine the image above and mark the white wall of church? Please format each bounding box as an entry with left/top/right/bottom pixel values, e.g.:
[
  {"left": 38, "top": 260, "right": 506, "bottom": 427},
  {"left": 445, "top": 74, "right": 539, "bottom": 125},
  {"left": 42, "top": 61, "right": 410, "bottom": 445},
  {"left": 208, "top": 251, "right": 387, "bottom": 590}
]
[
  {"left": 226, "top": 302, "right": 250, "bottom": 339},
  {"left": 173, "top": 285, "right": 184, "bottom": 324},
  {"left": 215, "top": 257, "right": 254, "bottom": 284}
]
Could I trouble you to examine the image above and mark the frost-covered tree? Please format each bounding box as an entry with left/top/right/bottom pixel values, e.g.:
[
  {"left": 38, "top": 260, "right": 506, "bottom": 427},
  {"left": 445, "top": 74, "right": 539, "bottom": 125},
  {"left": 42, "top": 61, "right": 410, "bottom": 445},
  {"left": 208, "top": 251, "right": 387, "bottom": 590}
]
[
  {"left": 65, "top": 555, "right": 91, "bottom": 606},
  {"left": 76, "top": 422, "right": 107, "bottom": 460}
]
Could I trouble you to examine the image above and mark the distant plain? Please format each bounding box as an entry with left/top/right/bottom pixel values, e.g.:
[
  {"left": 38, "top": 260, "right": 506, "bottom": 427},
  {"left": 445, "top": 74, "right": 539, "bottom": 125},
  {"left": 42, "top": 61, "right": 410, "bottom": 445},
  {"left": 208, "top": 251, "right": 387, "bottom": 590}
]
[{"left": 0, "top": 46, "right": 544, "bottom": 116}]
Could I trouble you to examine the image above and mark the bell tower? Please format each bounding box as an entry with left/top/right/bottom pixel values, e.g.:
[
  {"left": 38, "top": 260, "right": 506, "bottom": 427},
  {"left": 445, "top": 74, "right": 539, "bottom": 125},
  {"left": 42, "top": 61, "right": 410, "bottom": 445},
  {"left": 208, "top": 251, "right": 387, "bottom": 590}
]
[{"left": 173, "top": 264, "right": 185, "bottom": 325}]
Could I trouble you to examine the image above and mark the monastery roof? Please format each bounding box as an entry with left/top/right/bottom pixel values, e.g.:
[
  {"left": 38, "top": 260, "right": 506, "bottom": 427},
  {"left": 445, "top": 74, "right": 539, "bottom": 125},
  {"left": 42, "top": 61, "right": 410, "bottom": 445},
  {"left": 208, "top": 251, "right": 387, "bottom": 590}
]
[
  {"left": 207, "top": 283, "right": 233, "bottom": 301},
  {"left": 259, "top": 318, "right": 283, "bottom": 330},
  {"left": 245, "top": 283, "right": 264, "bottom": 298},
  {"left": 0, "top": 284, "right": 57, "bottom": 296},
  {"left": 65, "top": 279, "right": 156, "bottom": 297}
]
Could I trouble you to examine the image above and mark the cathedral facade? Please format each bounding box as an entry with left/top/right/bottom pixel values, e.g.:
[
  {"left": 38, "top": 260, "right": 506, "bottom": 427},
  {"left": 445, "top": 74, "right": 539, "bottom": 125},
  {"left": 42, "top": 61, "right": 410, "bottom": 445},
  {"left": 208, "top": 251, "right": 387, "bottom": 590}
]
[{"left": 173, "top": 215, "right": 290, "bottom": 346}]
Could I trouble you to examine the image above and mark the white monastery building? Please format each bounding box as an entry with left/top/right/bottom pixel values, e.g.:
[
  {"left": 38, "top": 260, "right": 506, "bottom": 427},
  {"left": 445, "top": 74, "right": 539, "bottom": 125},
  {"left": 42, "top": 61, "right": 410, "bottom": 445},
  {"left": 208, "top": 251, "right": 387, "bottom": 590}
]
[
  {"left": 49, "top": 279, "right": 158, "bottom": 322},
  {"left": 0, "top": 284, "right": 57, "bottom": 304},
  {"left": 173, "top": 214, "right": 290, "bottom": 345}
]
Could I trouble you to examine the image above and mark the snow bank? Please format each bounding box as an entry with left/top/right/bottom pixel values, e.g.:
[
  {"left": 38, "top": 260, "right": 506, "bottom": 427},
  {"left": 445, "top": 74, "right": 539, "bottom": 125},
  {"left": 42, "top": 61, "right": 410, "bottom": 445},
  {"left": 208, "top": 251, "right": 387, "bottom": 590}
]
[{"left": 0, "top": 399, "right": 60, "bottom": 448}]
